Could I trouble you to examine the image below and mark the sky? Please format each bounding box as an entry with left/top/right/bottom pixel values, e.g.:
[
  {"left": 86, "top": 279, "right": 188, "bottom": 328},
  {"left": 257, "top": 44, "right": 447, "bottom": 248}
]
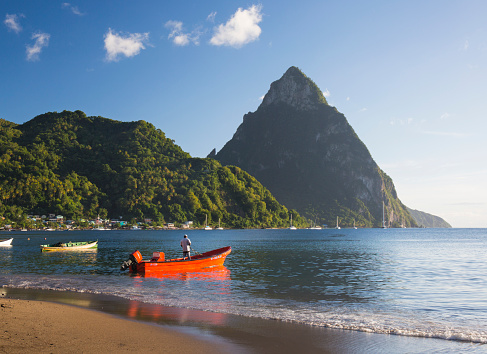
[{"left": 1, "top": 1, "right": 486, "bottom": 228}]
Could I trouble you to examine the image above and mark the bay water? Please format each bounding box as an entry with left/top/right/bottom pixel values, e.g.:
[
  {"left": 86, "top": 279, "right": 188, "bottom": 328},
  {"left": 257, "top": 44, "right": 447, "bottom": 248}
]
[{"left": 1, "top": 228, "right": 487, "bottom": 347}]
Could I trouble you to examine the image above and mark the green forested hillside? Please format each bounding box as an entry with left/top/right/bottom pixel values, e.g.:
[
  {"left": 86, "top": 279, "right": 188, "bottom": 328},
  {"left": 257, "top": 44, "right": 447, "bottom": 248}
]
[
  {"left": 0, "top": 110, "right": 305, "bottom": 228},
  {"left": 406, "top": 207, "right": 452, "bottom": 228}
]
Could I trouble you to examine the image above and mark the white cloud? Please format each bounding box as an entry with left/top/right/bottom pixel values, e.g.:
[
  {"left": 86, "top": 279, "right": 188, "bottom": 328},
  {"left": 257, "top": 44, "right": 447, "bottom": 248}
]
[
  {"left": 420, "top": 130, "right": 468, "bottom": 138},
  {"left": 166, "top": 20, "right": 183, "bottom": 34},
  {"left": 389, "top": 117, "right": 413, "bottom": 126},
  {"left": 26, "top": 32, "right": 50, "bottom": 61},
  {"left": 4, "top": 13, "right": 24, "bottom": 33},
  {"left": 174, "top": 33, "right": 190, "bottom": 46},
  {"left": 464, "top": 39, "right": 469, "bottom": 51},
  {"left": 210, "top": 5, "right": 263, "bottom": 48},
  {"left": 104, "top": 28, "right": 150, "bottom": 62},
  {"left": 207, "top": 12, "right": 217, "bottom": 23},
  {"left": 62, "top": 3, "right": 85, "bottom": 16},
  {"left": 165, "top": 21, "right": 200, "bottom": 46},
  {"left": 440, "top": 112, "right": 450, "bottom": 120},
  {"left": 346, "top": 97, "right": 350, "bottom": 101},
  {"left": 323, "top": 89, "right": 330, "bottom": 97}
]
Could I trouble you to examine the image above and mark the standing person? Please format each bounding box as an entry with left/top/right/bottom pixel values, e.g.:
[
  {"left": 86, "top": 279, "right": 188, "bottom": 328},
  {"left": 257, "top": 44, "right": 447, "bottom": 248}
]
[{"left": 180, "top": 234, "right": 191, "bottom": 260}]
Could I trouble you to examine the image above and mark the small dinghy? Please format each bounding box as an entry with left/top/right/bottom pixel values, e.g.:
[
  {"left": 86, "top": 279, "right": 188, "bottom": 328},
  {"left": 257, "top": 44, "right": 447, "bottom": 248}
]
[
  {"left": 40, "top": 240, "right": 98, "bottom": 252},
  {"left": 0, "top": 238, "right": 13, "bottom": 246}
]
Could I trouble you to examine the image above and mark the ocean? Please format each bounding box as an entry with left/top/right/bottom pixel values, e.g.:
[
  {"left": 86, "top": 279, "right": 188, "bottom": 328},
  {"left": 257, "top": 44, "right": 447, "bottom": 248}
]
[{"left": 1, "top": 228, "right": 487, "bottom": 351}]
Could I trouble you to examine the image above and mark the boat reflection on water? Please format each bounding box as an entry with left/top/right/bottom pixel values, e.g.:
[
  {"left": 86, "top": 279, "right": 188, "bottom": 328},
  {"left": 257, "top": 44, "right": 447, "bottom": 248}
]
[
  {"left": 40, "top": 249, "right": 98, "bottom": 272},
  {"left": 41, "top": 249, "right": 98, "bottom": 260},
  {"left": 126, "top": 266, "right": 231, "bottom": 326},
  {"left": 130, "top": 265, "right": 231, "bottom": 281},
  {"left": 0, "top": 244, "right": 13, "bottom": 268},
  {"left": 126, "top": 297, "right": 229, "bottom": 326}
]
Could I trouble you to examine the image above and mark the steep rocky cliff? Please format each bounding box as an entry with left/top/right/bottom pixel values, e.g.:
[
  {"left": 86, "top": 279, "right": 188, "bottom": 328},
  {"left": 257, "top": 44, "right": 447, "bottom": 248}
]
[{"left": 214, "top": 67, "right": 417, "bottom": 228}]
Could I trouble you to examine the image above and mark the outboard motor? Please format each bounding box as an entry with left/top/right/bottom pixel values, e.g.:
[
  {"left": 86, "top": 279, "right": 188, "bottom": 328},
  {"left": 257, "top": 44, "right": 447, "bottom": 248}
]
[{"left": 120, "top": 250, "right": 143, "bottom": 271}]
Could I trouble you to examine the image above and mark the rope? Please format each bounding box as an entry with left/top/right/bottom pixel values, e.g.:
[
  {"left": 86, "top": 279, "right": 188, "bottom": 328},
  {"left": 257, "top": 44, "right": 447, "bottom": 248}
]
[{"left": 190, "top": 247, "right": 201, "bottom": 255}]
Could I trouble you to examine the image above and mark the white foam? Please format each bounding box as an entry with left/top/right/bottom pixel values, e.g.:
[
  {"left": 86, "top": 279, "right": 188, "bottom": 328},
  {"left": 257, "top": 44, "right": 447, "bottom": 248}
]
[{"left": 3, "top": 274, "right": 487, "bottom": 345}]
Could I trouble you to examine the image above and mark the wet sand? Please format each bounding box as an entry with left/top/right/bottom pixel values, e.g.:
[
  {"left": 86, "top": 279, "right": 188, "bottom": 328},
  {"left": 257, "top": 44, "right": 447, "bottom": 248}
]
[
  {"left": 0, "top": 298, "right": 237, "bottom": 353},
  {"left": 1, "top": 287, "right": 482, "bottom": 353}
]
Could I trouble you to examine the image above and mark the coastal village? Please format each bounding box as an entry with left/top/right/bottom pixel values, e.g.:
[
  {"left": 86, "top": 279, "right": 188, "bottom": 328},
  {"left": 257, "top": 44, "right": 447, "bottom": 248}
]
[{"left": 0, "top": 213, "right": 194, "bottom": 231}]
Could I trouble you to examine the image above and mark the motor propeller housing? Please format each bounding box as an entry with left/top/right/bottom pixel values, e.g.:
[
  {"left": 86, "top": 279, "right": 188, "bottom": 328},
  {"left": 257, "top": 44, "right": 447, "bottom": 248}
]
[{"left": 120, "top": 250, "right": 142, "bottom": 271}]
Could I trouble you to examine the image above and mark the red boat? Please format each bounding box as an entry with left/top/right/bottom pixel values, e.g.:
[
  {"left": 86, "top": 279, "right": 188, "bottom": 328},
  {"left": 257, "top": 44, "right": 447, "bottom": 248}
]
[
  {"left": 120, "top": 246, "right": 231, "bottom": 274},
  {"left": 132, "top": 265, "right": 231, "bottom": 280}
]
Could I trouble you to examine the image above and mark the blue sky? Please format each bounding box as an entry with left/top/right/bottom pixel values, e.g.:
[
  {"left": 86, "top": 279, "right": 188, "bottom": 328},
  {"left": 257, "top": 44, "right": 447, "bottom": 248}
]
[{"left": 1, "top": 1, "right": 486, "bottom": 227}]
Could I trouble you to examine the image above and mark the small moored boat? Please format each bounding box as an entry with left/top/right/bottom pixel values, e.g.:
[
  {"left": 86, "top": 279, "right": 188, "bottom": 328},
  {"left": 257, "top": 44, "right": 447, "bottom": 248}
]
[
  {"left": 289, "top": 214, "right": 297, "bottom": 230},
  {"left": 0, "top": 238, "right": 13, "bottom": 246},
  {"left": 120, "top": 246, "right": 231, "bottom": 274},
  {"left": 203, "top": 214, "right": 212, "bottom": 230},
  {"left": 40, "top": 240, "right": 98, "bottom": 252}
]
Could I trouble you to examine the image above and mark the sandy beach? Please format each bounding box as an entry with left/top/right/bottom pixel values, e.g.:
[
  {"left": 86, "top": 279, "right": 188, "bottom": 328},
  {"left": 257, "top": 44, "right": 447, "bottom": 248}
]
[
  {"left": 0, "top": 298, "right": 232, "bottom": 353},
  {"left": 0, "top": 287, "right": 483, "bottom": 354},
  {"left": 1, "top": 287, "right": 480, "bottom": 353}
]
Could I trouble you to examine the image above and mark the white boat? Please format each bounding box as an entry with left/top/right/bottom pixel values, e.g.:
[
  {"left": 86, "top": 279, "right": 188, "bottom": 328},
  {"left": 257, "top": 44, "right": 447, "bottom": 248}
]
[
  {"left": 353, "top": 219, "right": 357, "bottom": 229},
  {"left": 309, "top": 219, "right": 321, "bottom": 230},
  {"left": 204, "top": 215, "right": 212, "bottom": 230},
  {"left": 289, "top": 214, "right": 297, "bottom": 230},
  {"left": 0, "top": 238, "right": 13, "bottom": 246},
  {"left": 40, "top": 240, "right": 98, "bottom": 252},
  {"left": 335, "top": 216, "right": 341, "bottom": 229},
  {"left": 382, "top": 202, "right": 387, "bottom": 229},
  {"left": 216, "top": 218, "right": 224, "bottom": 230}
]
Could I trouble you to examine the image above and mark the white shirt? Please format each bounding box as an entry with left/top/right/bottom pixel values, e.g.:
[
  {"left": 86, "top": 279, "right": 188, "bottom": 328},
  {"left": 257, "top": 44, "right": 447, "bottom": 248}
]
[{"left": 180, "top": 237, "right": 191, "bottom": 252}]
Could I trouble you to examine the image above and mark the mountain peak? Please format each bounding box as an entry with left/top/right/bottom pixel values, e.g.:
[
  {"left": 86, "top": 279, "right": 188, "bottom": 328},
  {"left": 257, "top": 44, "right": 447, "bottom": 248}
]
[{"left": 260, "top": 66, "right": 328, "bottom": 111}]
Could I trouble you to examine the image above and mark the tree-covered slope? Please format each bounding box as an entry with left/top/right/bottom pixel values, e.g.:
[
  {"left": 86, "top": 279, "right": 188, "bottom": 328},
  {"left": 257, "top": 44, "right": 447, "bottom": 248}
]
[
  {"left": 0, "top": 110, "right": 305, "bottom": 228},
  {"left": 407, "top": 207, "right": 452, "bottom": 228}
]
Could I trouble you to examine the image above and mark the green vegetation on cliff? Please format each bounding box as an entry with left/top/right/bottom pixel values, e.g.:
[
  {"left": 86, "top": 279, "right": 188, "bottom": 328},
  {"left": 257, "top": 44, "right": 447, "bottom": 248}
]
[
  {"left": 406, "top": 207, "right": 452, "bottom": 228},
  {"left": 214, "top": 66, "right": 420, "bottom": 228},
  {"left": 0, "top": 110, "right": 305, "bottom": 229}
]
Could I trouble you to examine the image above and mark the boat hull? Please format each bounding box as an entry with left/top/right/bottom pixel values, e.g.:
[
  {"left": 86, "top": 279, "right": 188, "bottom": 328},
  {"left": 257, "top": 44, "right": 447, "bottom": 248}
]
[
  {"left": 0, "top": 238, "right": 13, "bottom": 246},
  {"left": 130, "top": 246, "right": 231, "bottom": 274},
  {"left": 40, "top": 240, "right": 98, "bottom": 252}
]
